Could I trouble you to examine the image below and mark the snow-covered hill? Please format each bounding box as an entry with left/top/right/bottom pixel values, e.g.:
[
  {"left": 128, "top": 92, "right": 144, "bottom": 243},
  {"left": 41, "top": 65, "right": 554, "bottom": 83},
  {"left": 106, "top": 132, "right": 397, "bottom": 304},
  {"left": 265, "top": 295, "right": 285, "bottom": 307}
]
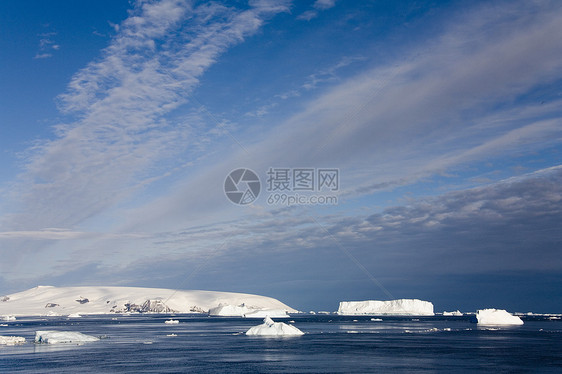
[{"left": 0, "top": 286, "right": 297, "bottom": 317}]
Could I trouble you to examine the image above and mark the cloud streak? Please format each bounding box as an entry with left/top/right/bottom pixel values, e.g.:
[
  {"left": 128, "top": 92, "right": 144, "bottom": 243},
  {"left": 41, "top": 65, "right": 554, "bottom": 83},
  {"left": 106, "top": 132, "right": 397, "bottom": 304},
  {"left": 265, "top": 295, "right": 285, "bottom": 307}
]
[{"left": 4, "top": 0, "right": 290, "bottom": 232}]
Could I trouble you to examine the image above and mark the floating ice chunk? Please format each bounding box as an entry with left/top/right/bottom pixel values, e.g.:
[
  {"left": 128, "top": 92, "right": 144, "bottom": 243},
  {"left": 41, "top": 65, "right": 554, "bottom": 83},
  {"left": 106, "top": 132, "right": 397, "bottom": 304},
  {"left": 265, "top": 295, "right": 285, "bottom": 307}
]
[
  {"left": 246, "top": 316, "right": 304, "bottom": 336},
  {"left": 35, "top": 330, "right": 100, "bottom": 344},
  {"left": 443, "top": 310, "right": 463, "bottom": 316},
  {"left": 208, "top": 304, "right": 289, "bottom": 318},
  {"left": 1, "top": 315, "right": 16, "bottom": 321},
  {"left": 164, "top": 319, "right": 179, "bottom": 324},
  {"left": 476, "top": 309, "right": 524, "bottom": 325},
  {"left": 338, "top": 299, "right": 434, "bottom": 316},
  {"left": 67, "top": 313, "right": 81, "bottom": 318},
  {"left": 370, "top": 318, "right": 383, "bottom": 321},
  {"left": 208, "top": 304, "right": 250, "bottom": 317},
  {"left": 243, "top": 309, "right": 289, "bottom": 318},
  {"left": 0, "top": 336, "right": 26, "bottom": 345}
]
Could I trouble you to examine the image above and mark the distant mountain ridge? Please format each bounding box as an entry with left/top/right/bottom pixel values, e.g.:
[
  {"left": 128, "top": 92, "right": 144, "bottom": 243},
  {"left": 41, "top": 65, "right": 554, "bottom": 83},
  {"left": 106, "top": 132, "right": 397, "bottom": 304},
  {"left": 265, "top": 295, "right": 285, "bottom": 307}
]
[{"left": 0, "top": 286, "right": 297, "bottom": 316}]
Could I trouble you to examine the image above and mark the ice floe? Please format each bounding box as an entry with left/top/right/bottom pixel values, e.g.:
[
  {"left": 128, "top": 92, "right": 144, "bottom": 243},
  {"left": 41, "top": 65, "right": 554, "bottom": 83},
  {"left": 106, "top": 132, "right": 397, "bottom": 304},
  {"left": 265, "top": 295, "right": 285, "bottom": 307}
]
[
  {"left": 0, "top": 336, "right": 26, "bottom": 345},
  {"left": 34, "top": 330, "right": 100, "bottom": 344}
]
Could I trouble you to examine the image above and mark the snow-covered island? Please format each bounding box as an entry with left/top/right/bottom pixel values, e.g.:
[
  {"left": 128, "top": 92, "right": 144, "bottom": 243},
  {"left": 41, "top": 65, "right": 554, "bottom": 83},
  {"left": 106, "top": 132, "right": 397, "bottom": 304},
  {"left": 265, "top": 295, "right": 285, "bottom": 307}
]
[
  {"left": 0, "top": 286, "right": 297, "bottom": 317},
  {"left": 476, "top": 309, "right": 524, "bottom": 325},
  {"left": 337, "top": 299, "right": 434, "bottom": 316}
]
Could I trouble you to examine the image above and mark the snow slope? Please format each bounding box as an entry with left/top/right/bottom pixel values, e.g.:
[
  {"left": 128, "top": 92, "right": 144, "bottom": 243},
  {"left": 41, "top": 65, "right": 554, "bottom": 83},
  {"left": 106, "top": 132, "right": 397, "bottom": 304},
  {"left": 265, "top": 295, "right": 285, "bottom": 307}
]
[
  {"left": 245, "top": 316, "right": 304, "bottom": 336},
  {"left": 0, "top": 286, "right": 297, "bottom": 317},
  {"left": 476, "top": 309, "right": 524, "bottom": 325},
  {"left": 337, "top": 299, "right": 434, "bottom": 316}
]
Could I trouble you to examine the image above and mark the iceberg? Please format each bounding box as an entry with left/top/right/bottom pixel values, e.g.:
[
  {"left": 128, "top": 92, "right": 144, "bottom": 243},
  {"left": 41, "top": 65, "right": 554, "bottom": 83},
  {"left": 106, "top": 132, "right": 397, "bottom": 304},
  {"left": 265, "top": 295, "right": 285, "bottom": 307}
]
[
  {"left": 338, "top": 299, "right": 434, "bottom": 316},
  {"left": 164, "top": 319, "right": 179, "bottom": 324},
  {"left": 243, "top": 309, "right": 289, "bottom": 318},
  {"left": 0, "top": 336, "right": 26, "bottom": 345},
  {"left": 208, "top": 304, "right": 290, "bottom": 318},
  {"left": 245, "top": 316, "right": 304, "bottom": 336},
  {"left": 476, "top": 309, "right": 524, "bottom": 325},
  {"left": 208, "top": 304, "right": 250, "bottom": 317},
  {"left": 1, "top": 315, "right": 16, "bottom": 321},
  {"left": 442, "top": 310, "right": 463, "bottom": 316},
  {"left": 35, "top": 330, "right": 100, "bottom": 344}
]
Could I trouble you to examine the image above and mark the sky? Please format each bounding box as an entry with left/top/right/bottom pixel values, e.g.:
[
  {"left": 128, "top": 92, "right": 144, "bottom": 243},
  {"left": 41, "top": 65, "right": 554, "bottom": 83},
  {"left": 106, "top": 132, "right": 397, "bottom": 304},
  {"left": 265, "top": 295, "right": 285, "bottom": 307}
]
[{"left": 0, "top": 0, "right": 561, "bottom": 313}]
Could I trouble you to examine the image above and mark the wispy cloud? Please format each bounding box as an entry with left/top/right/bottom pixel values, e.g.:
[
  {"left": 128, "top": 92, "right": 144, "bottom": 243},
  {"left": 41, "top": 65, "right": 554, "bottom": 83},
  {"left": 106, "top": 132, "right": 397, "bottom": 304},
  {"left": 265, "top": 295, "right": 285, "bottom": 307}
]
[
  {"left": 34, "top": 31, "right": 59, "bottom": 59},
  {"left": 5, "top": 0, "right": 290, "bottom": 232},
  {"left": 298, "top": 0, "right": 337, "bottom": 20}
]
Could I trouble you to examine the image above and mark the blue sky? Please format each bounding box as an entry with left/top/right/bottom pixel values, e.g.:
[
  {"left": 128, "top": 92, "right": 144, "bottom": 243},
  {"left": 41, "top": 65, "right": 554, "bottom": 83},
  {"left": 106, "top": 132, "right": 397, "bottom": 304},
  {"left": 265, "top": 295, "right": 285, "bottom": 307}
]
[{"left": 1, "top": 0, "right": 561, "bottom": 313}]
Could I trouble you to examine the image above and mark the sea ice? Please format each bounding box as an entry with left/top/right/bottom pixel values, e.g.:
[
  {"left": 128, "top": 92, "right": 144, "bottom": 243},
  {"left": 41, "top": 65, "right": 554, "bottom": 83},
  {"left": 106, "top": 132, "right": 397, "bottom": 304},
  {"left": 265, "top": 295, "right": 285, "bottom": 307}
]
[
  {"left": 1, "top": 315, "right": 16, "bottom": 321},
  {"left": 164, "top": 319, "right": 179, "bottom": 324},
  {"left": 476, "top": 309, "right": 524, "bottom": 325},
  {"left": 245, "top": 316, "right": 304, "bottom": 336},
  {"left": 35, "top": 330, "right": 100, "bottom": 344},
  {"left": 443, "top": 310, "right": 463, "bottom": 316},
  {"left": 0, "top": 336, "right": 26, "bottom": 345},
  {"left": 338, "top": 299, "right": 434, "bottom": 316}
]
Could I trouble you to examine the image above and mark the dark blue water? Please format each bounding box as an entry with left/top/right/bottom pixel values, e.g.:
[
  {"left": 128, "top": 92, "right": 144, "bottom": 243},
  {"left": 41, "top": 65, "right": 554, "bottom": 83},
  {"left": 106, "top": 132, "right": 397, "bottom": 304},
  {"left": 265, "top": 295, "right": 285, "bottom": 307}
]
[{"left": 1, "top": 315, "right": 561, "bottom": 373}]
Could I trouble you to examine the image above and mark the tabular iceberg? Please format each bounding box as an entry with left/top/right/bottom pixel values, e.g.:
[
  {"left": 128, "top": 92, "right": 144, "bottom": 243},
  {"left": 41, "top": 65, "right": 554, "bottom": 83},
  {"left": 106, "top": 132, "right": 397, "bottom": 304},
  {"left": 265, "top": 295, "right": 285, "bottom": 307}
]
[
  {"left": 338, "top": 299, "right": 434, "bottom": 316},
  {"left": 35, "top": 330, "right": 100, "bottom": 344},
  {"left": 0, "top": 336, "right": 26, "bottom": 345},
  {"left": 246, "top": 316, "right": 304, "bottom": 336},
  {"left": 476, "top": 309, "right": 524, "bottom": 325}
]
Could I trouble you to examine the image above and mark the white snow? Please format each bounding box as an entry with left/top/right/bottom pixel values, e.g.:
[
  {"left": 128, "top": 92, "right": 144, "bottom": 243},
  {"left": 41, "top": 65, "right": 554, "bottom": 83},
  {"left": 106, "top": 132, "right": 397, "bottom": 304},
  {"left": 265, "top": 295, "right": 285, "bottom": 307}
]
[
  {"left": 164, "top": 319, "right": 179, "bottom": 324},
  {"left": 443, "top": 310, "right": 463, "bottom": 316},
  {"left": 208, "top": 304, "right": 250, "bottom": 317},
  {"left": 35, "top": 330, "right": 100, "bottom": 344},
  {"left": 208, "top": 304, "right": 290, "bottom": 318},
  {"left": 0, "top": 286, "right": 297, "bottom": 317},
  {"left": 476, "top": 309, "right": 524, "bottom": 325},
  {"left": 245, "top": 316, "right": 304, "bottom": 336},
  {"left": 0, "top": 336, "right": 26, "bottom": 345},
  {"left": 243, "top": 309, "right": 289, "bottom": 318},
  {"left": 338, "top": 299, "right": 434, "bottom": 316},
  {"left": 67, "top": 313, "right": 81, "bottom": 318}
]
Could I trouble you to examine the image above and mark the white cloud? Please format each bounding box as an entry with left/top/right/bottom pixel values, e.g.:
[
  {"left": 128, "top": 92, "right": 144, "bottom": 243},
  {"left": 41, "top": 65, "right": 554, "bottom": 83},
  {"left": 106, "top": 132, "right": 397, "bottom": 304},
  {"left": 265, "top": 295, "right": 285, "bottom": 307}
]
[
  {"left": 34, "top": 31, "right": 59, "bottom": 59},
  {"left": 5, "top": 0, "right": 290, "bottom": 233},
  {"left": 313, "top": 0, "right": 336, "bottom": 10}
]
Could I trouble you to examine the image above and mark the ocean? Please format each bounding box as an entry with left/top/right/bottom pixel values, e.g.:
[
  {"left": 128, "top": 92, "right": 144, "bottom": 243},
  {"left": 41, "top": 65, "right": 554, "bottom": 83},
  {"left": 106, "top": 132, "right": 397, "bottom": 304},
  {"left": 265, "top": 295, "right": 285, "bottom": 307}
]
[{"left": 1, "top": 314, "right": 561, "bottom": 373}]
